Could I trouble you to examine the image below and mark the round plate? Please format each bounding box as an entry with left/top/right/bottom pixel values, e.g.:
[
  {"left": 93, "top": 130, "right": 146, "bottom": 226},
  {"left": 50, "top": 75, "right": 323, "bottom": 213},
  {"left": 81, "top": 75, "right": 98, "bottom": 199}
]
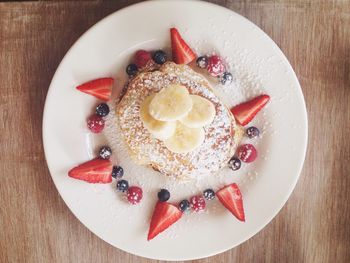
[{"left": 43, "top": 0, "right": 307, "bottom": 261}]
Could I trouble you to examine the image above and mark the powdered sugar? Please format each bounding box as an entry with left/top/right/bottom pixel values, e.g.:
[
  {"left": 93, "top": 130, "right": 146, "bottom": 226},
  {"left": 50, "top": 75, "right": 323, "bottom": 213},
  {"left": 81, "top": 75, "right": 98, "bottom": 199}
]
[{"left": 115, "top": 62, "right": 238, "bottom": 179}]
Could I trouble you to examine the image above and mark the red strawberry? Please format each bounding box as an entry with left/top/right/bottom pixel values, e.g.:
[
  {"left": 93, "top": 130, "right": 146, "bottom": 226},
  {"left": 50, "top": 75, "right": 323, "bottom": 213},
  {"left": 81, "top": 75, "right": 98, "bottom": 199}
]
[
  {"left": 147, "top": 202, "right": 183, "bottom": 241},
  {"left": 230, "top": 95, "right": 270, "bottom": 126},
  {"left": 216, "top": 183, "right": 245, "bottom": 221},
  {"left": 68, "top": 159, "right": 112, "bottom": 184},
  {"left": 170, "top": 28, "right": 196, "bottom": 64},
  {"left": 76, "top": 78, "right": 113, "bottom": 101},
  {"left": 134, "top": 50, "right": 152, "bottom": 68}
]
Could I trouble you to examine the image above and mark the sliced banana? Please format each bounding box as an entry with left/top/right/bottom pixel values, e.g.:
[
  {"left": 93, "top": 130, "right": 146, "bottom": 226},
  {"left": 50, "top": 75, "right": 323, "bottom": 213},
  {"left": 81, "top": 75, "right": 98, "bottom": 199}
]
[
  {"left": 149, "top": 84, "right": 193, "bottom": 121},
  {"left": 180, "top": 95, "right": 216, "bottom": 128},
  {"left": 140, "top": 94, "right": 176, "bottom": 140},
  {"left": 164, "top": 122, "right": 205, "bottom": 154}
]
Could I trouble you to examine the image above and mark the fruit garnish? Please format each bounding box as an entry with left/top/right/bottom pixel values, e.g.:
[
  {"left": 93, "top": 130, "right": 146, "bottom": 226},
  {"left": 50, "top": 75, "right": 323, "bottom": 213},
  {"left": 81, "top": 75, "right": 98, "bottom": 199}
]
[
  {"left": 140, "top": 94, "right": 176, "bottom": 140},
  {"left": 149, "top": 84, "right": 193, "bottom": 122},
  {"left": 148, "top": 202, "right": 183, "bottom": 241},
  {"left": 180, "top": 95, "right": 216, "bottom": 128},
  {"left": 116, "top": 179, "right": 129, "bottom": 192},
  {"left": 157, "top": 189, "right": 170, "bottom": 202},
  {"left": 134, "top": 50, "right": 152, "bottom": 68},
  {"left": 126, "top": 63, "right": 138, "bottom": 76},
  {"left": 112, "top": 166, "right": 124, "bottom": 179},
  {"left": 203, "top": 189, "right": 215, "bottom": 200},
  {"left": 170, "top": 28, "right": 196, "bottom": 64},
  {"left": 178, "top": 199, "right": 190, "bottom": 212},
  {"left": 246, "top": 126, "right": 260, "bottom": 138},
  {"left": 163, "top": 122, "right": 205, "bottom": 154},
  {"left": 230, "top": 94, "right": 270, "bottom": 126},
  {"left": 189, "top": 195, "right": 206, "bottom": 212},
  {"left": 68, "top": 159, "right": 112, "bottom": 184},
  {"left": 76, "top": 78, "right": 113, "bottom": 101},
  {"left": 126, "top": 186, "right": 143, "bottom": 205},
  {"left": 153, "top": 50, "right": 167, "bottom": 65},
  {"left": 87, "top": 115, "right": 105, "bottom": 133},
  {"left": 95, "top": 103, "right": 110, "bottom": 117},
  {"left": 216, "top": 183, "right": 245, "bottom": 221},
  {"left": 219, "top": 72, "right": 233, "bottom": 85},
  {"left": 207, "top": 55, "right": 226, "bottom": 77},
  {"left": 99, "top": 146, "right": 112, "bottom": 160},
  {"left": 196, "top": 56, "right": 208, "bottom": 69},
  {"left": 237, "top": 144, "right": 257, "bottom": 163},
  {"left": 228, "top": 157, "right": 241, "bottom": 171}
]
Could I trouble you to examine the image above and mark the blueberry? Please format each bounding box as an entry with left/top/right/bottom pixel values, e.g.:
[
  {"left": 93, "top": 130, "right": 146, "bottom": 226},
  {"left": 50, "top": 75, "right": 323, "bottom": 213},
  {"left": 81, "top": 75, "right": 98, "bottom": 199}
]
[
  {"left": 112, "top": 166, "right": 124, "bottom": 179},
  {"left": 219, "top": 72, "right": 233, "bottom": 85},
  {"left": 179, "top": 199, "right": 190, "bottom": 212},
  {"left": 116, "top": 179, "right": 129, "bottom": 192},
  {"left": 203, "top": 189, "right": 215, "bottom": 200},
  {"left": 126, "top": 63, "right": 138, "bottom": 76},
  {"left": 95, "top": 103, "right": 110, "bottom": 117},
  {"left": 157, "top": 189, "right": 170, "bottom": 202},
  {"left": 196, "top": 56, "right": 208, "bottom": 69},
  {"left": 99, "top": 146, "right": 112, "bottom": 159},
  {"left": 228, "top": 157, "right": 241, "bottom": 171},
  {"left": 153, "top": 50, "right": 167, "bottom": 65},
  {"left": 246, "top": 126, "right": 260, "bottom": 139}
]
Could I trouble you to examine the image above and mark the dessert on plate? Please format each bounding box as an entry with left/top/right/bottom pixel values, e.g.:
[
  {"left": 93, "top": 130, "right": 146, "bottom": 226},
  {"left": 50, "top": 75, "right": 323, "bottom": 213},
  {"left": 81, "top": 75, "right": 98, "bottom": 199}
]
[
  {"left": 117, "top": 61, "right": 244, "bottom": 179},
  {"left": 68, "top": 27, "right": 270, "bottom": 241}
]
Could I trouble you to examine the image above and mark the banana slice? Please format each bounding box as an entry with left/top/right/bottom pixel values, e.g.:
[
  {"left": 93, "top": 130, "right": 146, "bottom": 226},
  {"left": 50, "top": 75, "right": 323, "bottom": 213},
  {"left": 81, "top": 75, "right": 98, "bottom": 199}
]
[
  {"left": 140, "top": 94, "right": 176, "bottom": 140},
  {"left": 164, "top": 122, "right": 205, "bottom": 154},
  {"left": 180, "top": 95, "right": 216, "bottom": 128},
  {"left": 149, "top": 84, "right": 193, "bottom": 121}
]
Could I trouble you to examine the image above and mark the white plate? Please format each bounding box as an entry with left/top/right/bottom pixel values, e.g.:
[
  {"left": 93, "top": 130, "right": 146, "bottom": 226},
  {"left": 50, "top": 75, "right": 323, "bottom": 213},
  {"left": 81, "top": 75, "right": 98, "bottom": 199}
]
[{"left": 43, "top": 0, "right": 307, "bottom": 261}]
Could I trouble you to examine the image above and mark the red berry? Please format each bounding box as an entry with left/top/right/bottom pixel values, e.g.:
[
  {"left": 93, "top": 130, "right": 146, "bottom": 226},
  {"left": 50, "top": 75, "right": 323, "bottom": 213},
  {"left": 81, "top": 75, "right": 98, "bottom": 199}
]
[
  {"left": 134, "top": 50, "right": 152, "bottom": 68},
  {"left": 127, "top": 186, "right": 143, "bottom": 205},
  {"left": 207, "top": 55, "right": 226, "bottom": 77},
  {"left": 87, "top": 115, "right": 105, "bottom": 133},
  {"left": 190, "top": 195, "right": 206, "bottom": 212},
  {"left": 237, "top": 144, "right": 257, "bottom": 163}
]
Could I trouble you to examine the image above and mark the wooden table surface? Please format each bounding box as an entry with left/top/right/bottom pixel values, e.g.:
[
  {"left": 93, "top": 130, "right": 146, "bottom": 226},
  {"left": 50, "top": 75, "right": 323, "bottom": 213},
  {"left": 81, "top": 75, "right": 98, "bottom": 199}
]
[{"left": 0, "top": 1, "right": 349, "bottom": 262}]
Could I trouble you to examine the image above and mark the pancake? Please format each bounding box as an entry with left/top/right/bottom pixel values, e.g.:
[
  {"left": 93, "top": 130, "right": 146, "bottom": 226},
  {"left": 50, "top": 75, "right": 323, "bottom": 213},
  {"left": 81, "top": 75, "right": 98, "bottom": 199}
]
[{"left": 116, "top": 62, "right": 242, "bottom": 179}]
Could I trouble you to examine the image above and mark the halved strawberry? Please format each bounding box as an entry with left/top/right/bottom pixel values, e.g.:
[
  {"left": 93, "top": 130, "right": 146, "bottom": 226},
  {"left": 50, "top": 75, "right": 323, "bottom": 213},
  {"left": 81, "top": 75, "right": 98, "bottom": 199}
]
[
  {"left": 170, "top": 28, "right": 196, "bottom": 64},
  {"left": 230, "top": 95, "right": 270, "bottom": 126},
  {"left": 68, "top": 159, "right": 112, "bottom": 184},
  {"left": 76, "top": 78, "right": 114, "bottom": 101},
  {"left": 147, "top": 201, "right": 183, "bottom": 241},
  {"left": 216, "top": 183, "right": 245, "bottom": 221}
]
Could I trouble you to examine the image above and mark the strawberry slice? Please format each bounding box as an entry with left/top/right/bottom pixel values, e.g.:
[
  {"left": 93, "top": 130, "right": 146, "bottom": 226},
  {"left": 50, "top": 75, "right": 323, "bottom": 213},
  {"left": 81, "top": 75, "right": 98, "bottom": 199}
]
[
  {"left": 68, "top": 159, "right": 112, "bottom": 184},
  {"left": 76, "top": 78, "right": 114, "bottom": 101},
  {"left": 147, "top": 202, "right": 183, "bottom": 241},
  {"left": 170, "top": 28, "right": 196, "bottom": 64},
  {"left": 230, "top": 95, "right": 270, "bottom": 126},
  {"left": 216, "top": 183, "right": 245, "bottom": 221}
]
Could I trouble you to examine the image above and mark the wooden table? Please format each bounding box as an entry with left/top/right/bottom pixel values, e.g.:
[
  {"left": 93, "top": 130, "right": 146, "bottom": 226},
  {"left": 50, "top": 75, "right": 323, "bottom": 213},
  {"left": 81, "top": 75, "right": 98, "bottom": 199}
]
[{"left": 1, "top": 1, "right": 349, "bottom": 262}]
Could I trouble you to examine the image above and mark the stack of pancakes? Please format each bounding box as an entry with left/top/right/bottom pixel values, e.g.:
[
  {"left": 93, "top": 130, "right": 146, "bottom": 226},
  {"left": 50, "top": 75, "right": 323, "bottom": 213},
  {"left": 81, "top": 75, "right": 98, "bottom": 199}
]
[{"left": 117, "top": 62, "right": 243, "bottom": 179}]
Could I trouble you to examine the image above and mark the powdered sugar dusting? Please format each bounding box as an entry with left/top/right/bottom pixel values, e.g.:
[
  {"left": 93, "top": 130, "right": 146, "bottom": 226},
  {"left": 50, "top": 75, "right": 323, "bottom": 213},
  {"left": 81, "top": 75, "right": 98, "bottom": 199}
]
[{"left": 115, "top": 62, "right": 238, "bottom": 179}]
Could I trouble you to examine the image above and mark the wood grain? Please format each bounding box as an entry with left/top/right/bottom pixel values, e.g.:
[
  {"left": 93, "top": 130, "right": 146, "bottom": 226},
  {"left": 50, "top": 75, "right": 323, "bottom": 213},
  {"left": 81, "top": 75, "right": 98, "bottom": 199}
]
[{"left": 0, "top": 1, "right": 349, "bottom": 262}]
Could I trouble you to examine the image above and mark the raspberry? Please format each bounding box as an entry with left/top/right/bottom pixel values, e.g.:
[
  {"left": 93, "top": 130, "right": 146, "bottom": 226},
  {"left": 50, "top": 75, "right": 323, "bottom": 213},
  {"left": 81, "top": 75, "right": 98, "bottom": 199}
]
[
  {"left": 207, "top": 55, "right": 226, "bottom": 77},
  {"left": 87, "top": 115, "right": 105, "bottom": 133},
  {"left": 134, "top": 50, "right": 152, "bottom": 68},
  {"left": 190, "top": 195, "right": 206, "bottom": 212},
  {"left": 237, "top": 144, "right": 258, "bottom": 163},
  {"left": 127, "top": 186, "right": 143, "bottom": 205}
]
